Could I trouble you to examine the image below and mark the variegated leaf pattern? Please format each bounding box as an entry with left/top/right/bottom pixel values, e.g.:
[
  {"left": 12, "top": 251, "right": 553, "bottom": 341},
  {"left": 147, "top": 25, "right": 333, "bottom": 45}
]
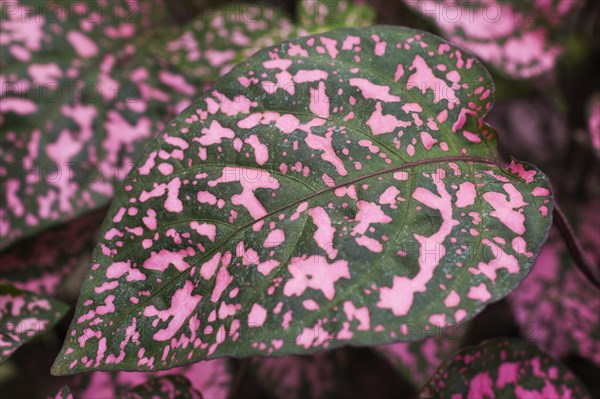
[
  {"left": 0, "top": 0, "right": 197, "bottom": 249},
  {"left": 0, "top": 284, "right": 68, "bottom": 363},
  {"left": 419, "top": 338, "right": 591, "bottom": 398},
  {"left": 122, "top": 375, "right": 203, "bottom": 399},
  {"left": 377, "top": 336, "right": 460, "bottom": 388},
  {"left": 48, "top": 385, "right": 75, "bottom": 399},
  {"left": 402, "top": 0, "right": 581, "bottom": 78},
  {"left": 0, "top": 209, "right": 105, "bottom": 295},
  {"left": 150, "top": 1, "right": 375, "bottom": 82},
  {"left": 509, "top": 199, "right": 600, "bottom": 365},
  {"left": 52, "top": 26, "right": 553, "bottom": 375},
  {"left": 68, "top": 359, "right": 231, "bottom": 399}
]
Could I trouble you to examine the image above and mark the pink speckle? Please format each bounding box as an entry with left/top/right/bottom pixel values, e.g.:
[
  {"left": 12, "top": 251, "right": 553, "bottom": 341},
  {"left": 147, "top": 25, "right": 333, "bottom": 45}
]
[
  {"left": 467, "top": 283, "right": 492, "bottom": 302},
  {"left": 248, "top": 304, "right": 267, "bottom": 327},
  {"left": 67, "top": 31, "right": 98, "bottom": 58},
  {"left": 283, "top": 256, "right": 350, "bottom": 300}
]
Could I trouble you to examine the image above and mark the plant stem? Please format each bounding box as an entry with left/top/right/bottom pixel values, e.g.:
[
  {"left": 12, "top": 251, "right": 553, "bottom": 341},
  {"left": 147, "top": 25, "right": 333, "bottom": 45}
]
[{"left": 553, "top": 204, "right": 600, "bottom": 290}]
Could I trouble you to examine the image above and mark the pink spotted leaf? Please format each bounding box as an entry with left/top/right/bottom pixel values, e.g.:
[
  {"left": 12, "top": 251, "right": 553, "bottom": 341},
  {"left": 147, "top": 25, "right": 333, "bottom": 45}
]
[
  {"left": 0, "top": 284, "right": 69, "bottom": 363},
  {"left": 0, "top": 0, "right": 198, "bottom": 249},
  {"left": 52, "top": 26, "right": 553, "bottom": 375},
  {"left": 67, "top": 359, "right": 231, "bottom": 398},
  {"left": 402, "top": 0, "right": 582, "bottom": 79},
  {"left": 150, "top": 1, "right": 375, "bottom": 82},
  {"left": 419, "top": 338, "right": 592, "bottom": 398},
  {"left": 377, "top": 336, "right": 460, "bottom": 388}
]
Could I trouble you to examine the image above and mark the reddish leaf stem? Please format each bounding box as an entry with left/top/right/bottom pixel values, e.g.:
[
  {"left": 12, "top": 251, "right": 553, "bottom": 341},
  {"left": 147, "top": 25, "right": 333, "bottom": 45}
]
[{"left": 553, "top": 204, "right": 600, "bottom": 290}]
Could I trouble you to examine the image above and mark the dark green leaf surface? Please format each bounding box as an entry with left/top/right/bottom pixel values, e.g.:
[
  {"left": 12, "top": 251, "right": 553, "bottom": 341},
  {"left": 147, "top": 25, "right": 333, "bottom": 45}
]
[{"left": 53, "top": 26, "right": 553, "bottom": 375}]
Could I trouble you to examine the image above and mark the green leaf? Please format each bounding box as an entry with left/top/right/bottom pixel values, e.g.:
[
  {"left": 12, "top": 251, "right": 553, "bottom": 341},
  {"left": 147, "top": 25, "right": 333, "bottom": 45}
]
[
  {"left": 0, "top": 0, "right": 197, "bottom": 249},
  {"left": 419, "top": 338, "right": 592, "bottom": 398},
  {"left": 122, "top": 375, "right": 203, "bottom": 399},
  {"left": 0, "top": 284, "right": 68, "bottom": 363},
  {"left": 52, "top": 26, "right": 553, "bottom": 375}
]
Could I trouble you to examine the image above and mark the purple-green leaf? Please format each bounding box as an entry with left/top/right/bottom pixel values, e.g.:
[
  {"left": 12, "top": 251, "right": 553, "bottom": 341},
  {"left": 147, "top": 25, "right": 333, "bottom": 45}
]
[
  {"left": 419, "top": 338, "right": 591, "bottom": 398},
  {"left": 68, "top": 359, "right": 231, "bottom": 398},
  {"left": 0, "top": 209, "right": 105, "bottom": 295},
  {"left": 252, "top": 350, "right": 346, "bottom": 399},
  {"left": 122, "top": 375, "right": 203, "bottom": 399},
  {"left": 402, "top": 0, "right": 581, "bottom": 78},
  {"left": 48, "top": 385, "right": 74, "bottom": 399},
  {"left": 150, "top": 1, "right": 375, "bottom": 82},
  {"left": 0, "top": 284, "right": 68, "bottom": 363},
  {"left": 52, "top": 26, "right": 553, "bottom": 375},
  {"left": 377, "top": 336, "right": 460, "bottom": 388},
  {"left": 509, "top": 200, "right": 600, "bottom": 365},
  {"left": 0, "top": 0, "right": 196, "bottom": 249}
]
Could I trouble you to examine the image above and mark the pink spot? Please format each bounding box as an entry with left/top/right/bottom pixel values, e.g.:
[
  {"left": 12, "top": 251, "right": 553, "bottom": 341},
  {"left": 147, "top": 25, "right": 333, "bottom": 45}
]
[
  {"left": 308, "top": 207, "right": 337, "bottom": 259},
  {"left": 211, "top": 265, "right": 233, "bottom": 302},
  {"left": 67, "top": 31, "right": 98, "bottom": 58},
  {"left": 444, "top": 291, "right": 460, "bottom": 308},
  {"left": 456, "top": 181, "right": 476, "bottom": 208},
  {"left": 247, "top": 304, "right": 267, "bottom": 327},
  {"left": 471, "top": 239, "right": 520, "bottom": 282},
  {"left": 244, "top": 135, "right": 269, "bottom": 165},
  {"left": 143, "top": 248, "right": 195, "bottom": 273},
  {"left": 378, "top": 170, "right": 458, "bottom": 316},
  {"left": 191, "top": 222, "right": 217, "bottom": 242},
  {"left": 483, "top": 183, "right": 528, "bottom": 234},
  {"left": 467, "top": 283, "right": 491, "bottom": 301},
  {"left": 367, "top": 102, "right": 411, "bottom": 135},
  {"left": 200, "top": 253, "right": 221, "bottom": 280},
  {"left": 283, "top": 256, "right": 350, "bottom": 300},
  {"left": 349, "top": 78, "right": 400, "bottom": 102},
  {"left": 209, "top": 167, "right": 279, "bottom": 219},
  {"left": 309, "top": 81, "right": 330, "bottom": 118},
  {"left": 407, "top": 55, "right": 458, "bottom": 108},
  {"left": 143, "top": 281, "right": 201, "bottom": 341},
  {"left": 264, "top": 229, "right": 285, "bottom": 248}
]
